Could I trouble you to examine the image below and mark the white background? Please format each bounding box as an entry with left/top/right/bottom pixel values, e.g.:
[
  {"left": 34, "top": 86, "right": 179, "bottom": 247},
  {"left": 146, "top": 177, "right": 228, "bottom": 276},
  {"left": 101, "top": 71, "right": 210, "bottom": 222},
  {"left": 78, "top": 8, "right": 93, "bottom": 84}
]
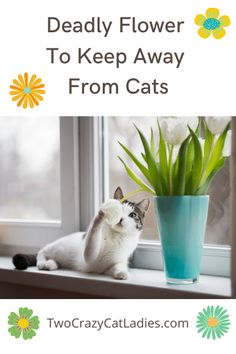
[
  {"left": 0, "top": 0, "right": 235, "bottom": 115},
  {"left": 0, "top": 1, "right": 235, "bottom": 350},
  {"left": 0, "top": 300, "right": 235, "bottom": 353}
]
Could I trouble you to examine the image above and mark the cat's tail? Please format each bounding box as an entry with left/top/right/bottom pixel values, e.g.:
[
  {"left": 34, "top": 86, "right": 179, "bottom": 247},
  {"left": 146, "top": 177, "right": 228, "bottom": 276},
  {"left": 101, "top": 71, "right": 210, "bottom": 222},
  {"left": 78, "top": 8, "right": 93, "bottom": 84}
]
[{"left": 12, "top": 254, "right": 37, "bottom": 270}]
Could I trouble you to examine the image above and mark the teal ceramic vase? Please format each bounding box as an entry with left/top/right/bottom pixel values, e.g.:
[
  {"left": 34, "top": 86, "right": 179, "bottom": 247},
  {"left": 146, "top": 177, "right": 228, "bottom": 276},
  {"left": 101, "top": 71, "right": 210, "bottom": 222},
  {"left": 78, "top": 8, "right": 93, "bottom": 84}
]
[{"left": 154, "top": 196, "right": 209, "bottom": 284}]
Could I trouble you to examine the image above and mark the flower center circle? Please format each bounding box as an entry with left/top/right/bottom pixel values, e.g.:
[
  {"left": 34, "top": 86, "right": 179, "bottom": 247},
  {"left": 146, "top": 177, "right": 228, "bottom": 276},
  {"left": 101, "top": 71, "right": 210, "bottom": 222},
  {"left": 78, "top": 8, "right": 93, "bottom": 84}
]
[
  {"left": 18, "top": 318, "right": 29, "bottom": 329},
  {"left": 24, "top": 87, "right": 31, "bottom": 94},
  {"left": 203, "top": 18, "right": 220, "bottom": 30},
  {"left": 207, "top": 317, "right": 218, "bottom": 328}
]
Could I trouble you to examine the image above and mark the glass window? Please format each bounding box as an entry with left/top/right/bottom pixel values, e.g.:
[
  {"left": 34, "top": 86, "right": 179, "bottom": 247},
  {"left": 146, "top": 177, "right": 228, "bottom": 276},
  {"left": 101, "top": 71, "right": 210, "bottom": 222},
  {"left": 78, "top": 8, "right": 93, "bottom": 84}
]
[
  {"left": 0, "top": 117, "right": 60, "bottom": 221},
  {"left": 108, "top": 116, "right": 230, "bottom": 245}
]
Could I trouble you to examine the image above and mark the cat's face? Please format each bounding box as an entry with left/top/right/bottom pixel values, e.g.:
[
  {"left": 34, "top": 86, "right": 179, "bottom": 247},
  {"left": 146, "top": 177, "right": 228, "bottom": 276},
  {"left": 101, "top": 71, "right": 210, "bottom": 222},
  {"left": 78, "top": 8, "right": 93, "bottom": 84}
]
[{"left": 112, "top": 187, "right": 150, "bottom": 234}]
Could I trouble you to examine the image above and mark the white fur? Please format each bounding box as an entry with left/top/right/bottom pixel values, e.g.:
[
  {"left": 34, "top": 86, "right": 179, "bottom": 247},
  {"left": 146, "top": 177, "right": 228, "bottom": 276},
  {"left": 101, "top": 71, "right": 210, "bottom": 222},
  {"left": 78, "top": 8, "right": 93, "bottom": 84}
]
[
  {"left": 100, "top": 199, "right": 123, "bottom": 226},
  {"left": 36, "top": 200, "right": 141, "bottom": 280}
]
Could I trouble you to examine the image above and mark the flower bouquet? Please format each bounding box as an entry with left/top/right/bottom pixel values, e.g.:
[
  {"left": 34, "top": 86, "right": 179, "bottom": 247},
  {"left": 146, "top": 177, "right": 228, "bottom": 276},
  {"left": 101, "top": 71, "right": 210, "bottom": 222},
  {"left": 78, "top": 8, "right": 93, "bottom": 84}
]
[{"left": 119, "top": 117, "right": 231, "bottom": 284}]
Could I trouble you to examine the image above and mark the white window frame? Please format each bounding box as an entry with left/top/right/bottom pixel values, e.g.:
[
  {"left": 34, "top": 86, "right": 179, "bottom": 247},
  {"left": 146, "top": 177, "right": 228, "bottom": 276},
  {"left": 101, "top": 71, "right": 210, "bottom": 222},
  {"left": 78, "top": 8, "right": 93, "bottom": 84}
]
[
  {"left": 0, "top": 116, "right": 232, "bottom": 280},
  {"left": 0, "top": 117, "right": 80, "bottom": 254}
]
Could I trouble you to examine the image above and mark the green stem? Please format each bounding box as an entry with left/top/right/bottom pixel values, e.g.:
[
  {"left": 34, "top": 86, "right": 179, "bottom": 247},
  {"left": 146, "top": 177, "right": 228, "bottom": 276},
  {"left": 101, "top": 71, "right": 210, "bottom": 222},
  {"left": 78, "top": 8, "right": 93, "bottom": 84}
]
[
  {"left": 168, "top": 145, "right": 174, "bottom": 195},
  {"left": 200, "top": 135, "right": 216, "bottom": 185}
]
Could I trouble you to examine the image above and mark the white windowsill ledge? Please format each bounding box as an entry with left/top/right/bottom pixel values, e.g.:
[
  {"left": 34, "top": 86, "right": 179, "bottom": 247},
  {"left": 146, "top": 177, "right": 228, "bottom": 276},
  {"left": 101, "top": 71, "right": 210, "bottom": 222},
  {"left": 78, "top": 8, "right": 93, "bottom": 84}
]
[{"left": 0, "top": 257, "right": 231, "bottom": 299}]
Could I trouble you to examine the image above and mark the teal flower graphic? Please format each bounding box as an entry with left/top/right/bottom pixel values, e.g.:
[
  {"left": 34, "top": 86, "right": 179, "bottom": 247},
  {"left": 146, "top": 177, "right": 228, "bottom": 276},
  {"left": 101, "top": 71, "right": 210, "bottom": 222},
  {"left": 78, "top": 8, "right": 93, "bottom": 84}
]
[
  {"left": 196, "top": 306, "right": 230, "bottom": 339},
  {"left": 8, "top": 307, "right": 40, "bottom": 340}
]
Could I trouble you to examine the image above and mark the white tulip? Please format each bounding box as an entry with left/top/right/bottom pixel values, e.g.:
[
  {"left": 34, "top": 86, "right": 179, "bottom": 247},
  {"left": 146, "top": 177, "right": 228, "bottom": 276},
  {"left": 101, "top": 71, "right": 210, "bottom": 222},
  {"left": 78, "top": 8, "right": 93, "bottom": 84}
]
[
  {"left": 222, "top": 130, "right": 232, "bottom": 157},
  {"left": 206, "top": 117, "right": 231, "bottom": 135},
  {"left": 158, "top": 117, "right": 199, "bottom": 145}
]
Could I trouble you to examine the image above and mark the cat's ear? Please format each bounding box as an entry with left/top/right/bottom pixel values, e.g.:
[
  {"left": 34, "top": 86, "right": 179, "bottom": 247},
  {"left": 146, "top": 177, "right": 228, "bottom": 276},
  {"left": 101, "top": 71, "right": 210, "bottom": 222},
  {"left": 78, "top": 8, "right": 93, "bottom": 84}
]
[
  {"left": 137, "top": 199, "right": 150, "bottom": 216},
  {"left": 114, "top": 186, "right": 124, "bottom": 201}
]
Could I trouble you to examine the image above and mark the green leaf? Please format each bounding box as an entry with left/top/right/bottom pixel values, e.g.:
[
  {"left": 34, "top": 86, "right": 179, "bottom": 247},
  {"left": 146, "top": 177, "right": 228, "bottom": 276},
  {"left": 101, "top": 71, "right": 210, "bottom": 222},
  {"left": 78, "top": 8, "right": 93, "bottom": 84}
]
[
  {"left": 203, "top": 118, "right": 214, "bottom": 169},
  {"left": 172, "top": 154, "right": 180, "bottom": 193},
  {"left": 175, "top": 136, "right": 190, "bottom": 195},
  {"left": 196, "top": 158, "right": 225, "bottom": 195},
  {"left": 185, "top": 118, "right": 201, "bottom": 174},
  {"left": 159, "top": 168, "right": 169, "bottom": 195},
  {"left": 184, "top": 170, "right": 192, "bottom": 195},
  {"left": 118, "top": 157, "right": 156, "bottom": 195},
  {"left": 189, "top": 127, "right": 203, "bottom": 193},
  {"left": 157, "top": 122, "right": 169, "bottom": 193},
  {"left": 185, "top": 138, "right": 194, "bottom": 175},
  {"left": 141, "top": 152, "right": 147, "bottom": 163},
  {"left": 118, "top": 141, "right": 152, "bottom": 184},
  {"left": 120, "top": 188, "right": 144, "bottom": 202},
  {"left": 205, "top": 122, "right": 230, "bottom": 179},
  {"left": 150, "top": 128, "right": 155, "bottom": 157},
  {"left": 135, "top": 125, "right": 163, "bottom": 195},
  {"left": 195, "top": 118, "right": 201, "bottom": 137}
]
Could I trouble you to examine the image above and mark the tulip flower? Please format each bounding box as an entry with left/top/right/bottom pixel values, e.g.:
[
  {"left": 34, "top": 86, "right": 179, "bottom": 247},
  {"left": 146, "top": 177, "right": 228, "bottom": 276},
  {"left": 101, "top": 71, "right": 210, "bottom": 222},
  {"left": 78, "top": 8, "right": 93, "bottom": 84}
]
[
  {"left": 158, "top": 117, "right": 199, "bottom": 145},
  {"left": 118, "top": 117, "right": 231, "bottom": 197},
  {"left": 206, "top": 117, "right": 231, "bottom": 135}
]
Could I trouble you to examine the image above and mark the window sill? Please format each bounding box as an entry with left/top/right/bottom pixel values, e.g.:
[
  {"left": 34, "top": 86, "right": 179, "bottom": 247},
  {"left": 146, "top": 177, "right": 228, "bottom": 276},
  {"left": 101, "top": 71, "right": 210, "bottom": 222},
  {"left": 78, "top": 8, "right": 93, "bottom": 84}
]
[{"left": 0, "top": 256, "right": 231, "bottom": 299}]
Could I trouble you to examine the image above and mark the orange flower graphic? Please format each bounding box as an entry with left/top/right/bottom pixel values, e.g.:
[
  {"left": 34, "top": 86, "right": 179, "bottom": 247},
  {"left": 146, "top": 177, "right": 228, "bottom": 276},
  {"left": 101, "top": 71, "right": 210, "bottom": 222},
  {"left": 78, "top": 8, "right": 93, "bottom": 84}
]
[{"left": 10, "top": 73, "right": 46, "bottom": 109}]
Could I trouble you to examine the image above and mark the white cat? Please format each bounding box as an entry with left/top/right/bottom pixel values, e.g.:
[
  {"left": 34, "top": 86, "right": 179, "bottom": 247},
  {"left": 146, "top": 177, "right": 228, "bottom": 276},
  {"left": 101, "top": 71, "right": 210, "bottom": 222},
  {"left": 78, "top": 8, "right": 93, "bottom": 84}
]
[{"left": 13, "top": 187, "right": 150, "bottom": 280}]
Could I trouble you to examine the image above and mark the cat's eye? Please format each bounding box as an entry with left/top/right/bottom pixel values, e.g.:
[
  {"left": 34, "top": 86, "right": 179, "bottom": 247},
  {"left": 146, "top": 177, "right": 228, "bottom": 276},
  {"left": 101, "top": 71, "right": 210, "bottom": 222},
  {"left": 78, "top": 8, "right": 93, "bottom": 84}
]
[{"left": 129, "top": 212, "right": 136, "bottom": 218}]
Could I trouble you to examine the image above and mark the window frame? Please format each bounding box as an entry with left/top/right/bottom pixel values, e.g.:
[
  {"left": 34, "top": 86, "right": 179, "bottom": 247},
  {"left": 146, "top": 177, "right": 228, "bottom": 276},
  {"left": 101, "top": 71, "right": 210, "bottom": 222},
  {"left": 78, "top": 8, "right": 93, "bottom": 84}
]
[
  {"left": 132, "top": 241, "right": 230, "bottom": 277},
  {"left": 0, "top": 116, "right": 232, "bottom": 281},
  {"left": 0, "top": 117, "right": 80, "bottom": 254},
  {"left": 78, "top": 117, "right": 106, "bottom": 230},
  {"left": 231, "top": 117, "right": 236, "bottom": 297}
]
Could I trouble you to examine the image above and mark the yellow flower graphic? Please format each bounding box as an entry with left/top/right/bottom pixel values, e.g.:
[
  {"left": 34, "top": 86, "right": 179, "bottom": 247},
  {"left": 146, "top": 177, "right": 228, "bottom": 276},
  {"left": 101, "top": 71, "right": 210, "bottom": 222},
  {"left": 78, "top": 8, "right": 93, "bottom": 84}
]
[
  {"left": 195, "top": 8, "right": 230, "bottom": 39},
  {"left": 10, "top": 72, "right": 46, "bottom": 109}
]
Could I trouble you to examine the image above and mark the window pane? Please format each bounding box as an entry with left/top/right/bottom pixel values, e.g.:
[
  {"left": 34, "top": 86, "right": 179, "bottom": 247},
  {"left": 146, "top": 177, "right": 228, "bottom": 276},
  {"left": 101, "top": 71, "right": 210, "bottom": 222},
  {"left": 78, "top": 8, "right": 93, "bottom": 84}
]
[
  {"left": 0, "top": 117, "right": 60, "bottom": 221},
  {"left": 108, "top": 117, "right": 230, "bottom": 246}
]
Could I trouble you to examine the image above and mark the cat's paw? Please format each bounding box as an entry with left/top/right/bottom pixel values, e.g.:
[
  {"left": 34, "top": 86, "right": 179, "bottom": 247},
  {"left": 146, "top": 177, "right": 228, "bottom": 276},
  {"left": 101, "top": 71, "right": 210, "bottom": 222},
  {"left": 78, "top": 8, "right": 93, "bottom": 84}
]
[
  {"left": 100, "top": 199, "right": 123, "bottom": 226},
  {"left": 114, "top": 271, "right": 128, "bottom": 280},
  {"left": 37, "top": 259, "right": 58, "bottom": 271}
]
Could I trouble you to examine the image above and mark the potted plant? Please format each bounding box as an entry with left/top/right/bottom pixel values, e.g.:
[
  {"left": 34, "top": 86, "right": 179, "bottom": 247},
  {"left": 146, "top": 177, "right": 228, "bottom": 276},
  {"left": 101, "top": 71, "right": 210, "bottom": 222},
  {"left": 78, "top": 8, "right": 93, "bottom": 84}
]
[{"left": 118, "top": 117, "right": 231, "bottom": 284}]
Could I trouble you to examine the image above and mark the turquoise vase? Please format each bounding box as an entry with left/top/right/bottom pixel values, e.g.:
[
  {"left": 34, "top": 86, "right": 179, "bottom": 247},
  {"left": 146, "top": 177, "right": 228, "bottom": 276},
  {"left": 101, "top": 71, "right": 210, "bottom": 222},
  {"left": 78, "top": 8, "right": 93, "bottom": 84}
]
[{"left": 154, "top": 196, "right": 209, "bottom": 284}]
